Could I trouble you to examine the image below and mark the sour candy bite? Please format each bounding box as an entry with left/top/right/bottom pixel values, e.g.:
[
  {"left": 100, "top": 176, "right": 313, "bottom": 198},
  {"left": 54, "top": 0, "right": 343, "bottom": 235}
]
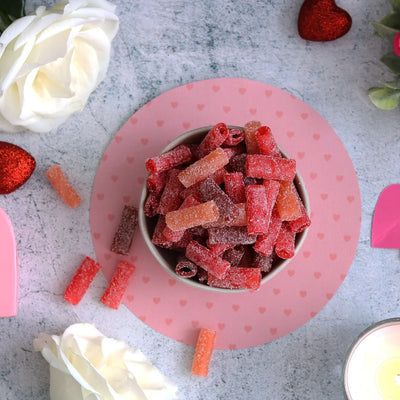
[
  {"left": 111, "top": 205, "right": 138, "bottom": 255},
  {"left": 191, "top": 328, "right": 217, "bottom": 377},
  {"left": 145, "top": 145, "right": 192, "bottom": 174}
]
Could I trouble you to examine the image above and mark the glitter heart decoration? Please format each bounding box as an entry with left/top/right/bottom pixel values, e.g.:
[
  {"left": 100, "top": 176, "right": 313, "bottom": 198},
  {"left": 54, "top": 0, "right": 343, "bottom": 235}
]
[
  {"left": 298, "top": 0, "right": 352, "bottom": 42},
  {"left": 0, "top": 142, "right": 36, "bottom": 194}
]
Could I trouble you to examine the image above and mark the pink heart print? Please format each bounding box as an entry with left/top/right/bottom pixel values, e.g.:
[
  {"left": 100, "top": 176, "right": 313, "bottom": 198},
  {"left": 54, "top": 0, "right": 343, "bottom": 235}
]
[
  {"left": 372, "top": 184, "right": 400, "bottom": 248},
  {"left": 0, "top": 207, "right": 18, "bottom": 317}
]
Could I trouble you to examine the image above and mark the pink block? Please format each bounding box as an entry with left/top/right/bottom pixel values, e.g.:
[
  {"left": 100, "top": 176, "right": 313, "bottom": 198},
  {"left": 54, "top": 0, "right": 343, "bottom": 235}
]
[{"left": 0, "top": 207, "right": 18, "bottom": 317}]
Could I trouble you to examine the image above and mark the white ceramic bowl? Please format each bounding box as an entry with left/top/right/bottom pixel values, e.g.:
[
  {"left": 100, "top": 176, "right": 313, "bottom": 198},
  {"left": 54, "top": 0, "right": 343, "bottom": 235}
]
[{"left": 139, "top": 126, "right": 310, "bottom": 292}]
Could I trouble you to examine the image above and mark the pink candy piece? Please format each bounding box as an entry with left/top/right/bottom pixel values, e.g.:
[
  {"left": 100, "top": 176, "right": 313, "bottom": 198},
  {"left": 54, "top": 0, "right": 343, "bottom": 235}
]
[
  {"left": 208, "top": 226, "right": 257, "bottom": 245},
  {"left": 224, "top": 172, "right": 246, "bottom": 203},
  {"left": 246, "top": 155, "right": 296, "bottom": 181},
  {"left": 186, "top": 240, "right": 231, "bottom": 279},
  {"left": 145, "top": 145, "right": 192, "bottom": 174},
  {"left": 275, "top": 221, "right": 296, "bottom": 259}
]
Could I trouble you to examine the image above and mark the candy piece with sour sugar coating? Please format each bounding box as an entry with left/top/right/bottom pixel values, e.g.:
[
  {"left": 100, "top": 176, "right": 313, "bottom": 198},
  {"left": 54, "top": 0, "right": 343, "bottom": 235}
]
[
  {"left": 206, "top": 241, "right": 235, "bottom": 255},
  {"left": 165, "top": 200, "right": 219, "bottom": 232},
  {"left": 222, "top": 245, "right": 245, "bottom": 268},
  {"left": 197, "top": 122, "right": 229, "bottom": 158},
  {"left": 262, "top": 178, "right": 281, "bottom": 229},
  {"left": 146, "top": 171, "right": 168, "bottom": 195},
  {"left": 255, "top": 126, "right": 281, "bottom": 157},
  {"left": 224, "top": 172, "right": 246, "bottom": 203},
  {"left": 245, "top": 185, "right": 270, "bottom": 235},
  {"left": 275, "top": 221, "right": 296, "bottom": 259},
  {"left": 191, "top": 328, "right": 217, "bottom": 377},
  {"left": 208, "top": 267, "right": 261, "bottom": 291},
  {"left": 152, "top": 215, "right": 174, "bottom": 248},
  {"left": 111, "top": 205, "right": 138, "bottom": 255},
  {"left": 253, "top": 207, "right": 282, "bottom": 257},
  {"left": 275, "top": 180, "right": 303, "bottom": 221},
  {"left": 63, "top": 257, "right": 102, "bottom": 305},
  {"left": 185, "top": 240, "right": 230, "bottom": 279},
  {"left": 178, "top": 147, "right": 229, "bottom": 188},
  {"left": 145, "top": 144, "right": 192, "bottom": 174},
  {"left": 246, "top": 154, "right": 296, "bottom": 181},
  {"left": 143, "top": 191, "right": 161, "bottom": 217},
  {"left": 289, "top": 200, "right": 311, "bottom": 233},
  {"left": 158, "top": 169, "right": 184, "bottom": 215},
  {"left": 100, "top": 261, "right": 135, "bottom": 309},
  {"left": 175, "top": 257, "right": 198, "bottom": 278},
  {"left": 46, "top": 164, "right": 82, "bottom": 208},
  {"left": 244, "top": 120, "right": 261, "bottom": 154},
  {"left": 227, "top": 153, "right": 247, "bottom": 174},
  {"left": 224, "top": 127, "right": 245, "bottom": 146},
  {"left": 199, "top": 177, "right": 240, "bottom": 226},
  {"left": 207, "top": 226, "right": 257, "bottom": 245},
  {"left": 252, "top": 252, "right": 273, "bottom": 273}
]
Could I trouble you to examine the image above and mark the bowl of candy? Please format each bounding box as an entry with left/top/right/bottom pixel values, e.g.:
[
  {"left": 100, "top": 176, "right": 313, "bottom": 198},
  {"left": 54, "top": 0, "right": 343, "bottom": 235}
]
[{"left": 138, "top": 122, "right": 310, "bottom": 292}]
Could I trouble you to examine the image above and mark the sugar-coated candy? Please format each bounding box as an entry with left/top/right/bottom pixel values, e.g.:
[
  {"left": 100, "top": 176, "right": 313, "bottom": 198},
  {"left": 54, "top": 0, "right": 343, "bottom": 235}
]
[
  {"left": 224, "top": 128, "right": 245, "bottom": 146},
  {"left": 186, "top": 240, "right": 230, "bottom": 279},
  {"left": 146, "top": 171, "right": 168, "bottom": 195},
  {"left": 244, "top": 121, "right": 261, "bottom": 154},
  {"left": 203, "top": 202, "right": 247, "bottom": 228},
  {"left": 191, "top": 328, "right": 216, "bottom": 377},
  {"left": 275, "top": 221, "right": 296, "bottom": 259},
  {"left": 199, "top": 178, "right": 240, "bottom": 225},
  {"left": 175, "top": 258, "right": 198, "bottom": 278},
  {"left": 289, "top": 201, "right": 311, "bottom": 233},
  {"left": 172, "top": 229, "right": 194, "bottom": 250},
  {"left": 252, "top": 252, "right": 273, "bottom": 273},
  {"left": 145, "top": 144, "right": 192, "bottom": 174},
  {"left": 253, "top": 207, "right": 282, "bottom": 257},
  {"left": 208, "top": 267, "right": 261, "bottom": 291},
  {"left": 245, "top": 185, "right": 270, "bottom": 235},
  {"left": 224, "top": 172, "right": 246, "bottom": 203},
  {"left": 178, "top": 147, "right": 229, "bottom": 188},
  {"left": 143, "top": 191, "right": 161, "bottom": 217},
  {"left": 46, "top": 164, "right": 82, "bottom": 208},
  {"left": 165, "top": 200, "right": 219, "bottom": 231},
  {"left": 152, "top": 215, "right": 174, "bottom": 248},
  {"left": 222, "top": 246, "right": 245, "bottom": 267},
  {"left": 246, "top": 155, "right": 296, "bottom": 181},
  {"left": 64, "top": 257, "right": 102, "bottom": 305},
  {"left": 262, "top": 179, "right": 281, "bottom": 228},
  {"left": 206, "top": 241, "right": 235, "bottom": 255},
  {"left": 208, "top": 226, "right": 257, "bottom": 245},
  {"left": 275, "top": 180, "right": 303, "bottom": 221},
  {"left": 197, "top": 122, "right": 229, "bottom": 158},
  {"left": 227, "top": 153, "right": 247, "bottom": 174},
  {"left": 111, "top": 205, "right": 138, "bottom": 255},
  {"left": 255, "top": 126, "right": 281, "bottom": 157},
  {"left": 158, "top": 169, "right": 184, "bottom": 215},
  {"left": 100, "top": 261, "right": 135, "bottom": 309},
  {"left": 163, "top": 195, "right": 201, "bottom": 242}
]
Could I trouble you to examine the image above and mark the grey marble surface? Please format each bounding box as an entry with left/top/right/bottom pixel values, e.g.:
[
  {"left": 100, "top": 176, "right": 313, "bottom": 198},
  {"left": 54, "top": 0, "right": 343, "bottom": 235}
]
[{"left": 0, "top": 0, "right": 399, "bottom": 399}]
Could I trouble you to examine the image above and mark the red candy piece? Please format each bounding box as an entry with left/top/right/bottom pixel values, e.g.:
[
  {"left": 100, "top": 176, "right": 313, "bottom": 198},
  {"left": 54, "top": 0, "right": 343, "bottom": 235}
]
[
  {"left": 276, "top": 180, "right": 303, "bottom": 221},
  {"left": 206, "top": 241, "right": 235, "bottom": 255},
  {"left": 0, "top": 142, "right": 36, "bottom": 194},
  {"left": 143, "top": 191, "right": 161, "bottom": 217},
  {"left": 152, "top": 215, "right": 174, "bottom": 248},
  {"left": 224, "top": 172, "right": 246, "bottom": 203},
  {"left": 146, "top": 171, "right": 168, "bottom": 195},
  {"left": 253, "top": 252, "right": 273, "bottom": 273},
  {"left": 290, "top": 201, "right": 311, "bottom": 233},
  {"left": 111, "top": 205, "right": 138, "bottom": 255},
  {"left": 100, "top": 261, "right": 135, "bottom": 309},
  {"left": 222, "top": 246, "right": 245, "bottom": 268},
  {"left": 253, "top": 207, "right": 282, "bottom": 257},
  {"left": 275, "top": 221, "right": 296, "bottom": 259},
  {"left": 208, "top": 267, "right": 261, "bottom": 291},
  {"left": 145, "top": 145, "right": 192, "bottom": 174},
  {"left": 158, "top": 169, "right": 184, "bottom": 215},
  {"left": 208, "top": 226, "right": 257, "bottom": 245},
  {"left": 224, "top": 128, "right": 245, "bottom": 146},
  {"left": 246, "top": 155, "right": 296, "bottom": 181},
  {"left": 245, "top": 185, "right": 270, "bottom": 235},
  {"left": 186, "top": 240, "right": 230, "bottom": 279},
  {"left": 197, "top": 122, "right": 229, "bottom": 158},
  {"left": 255, "top": 126, "right": 281, "bottom": 157},
  {"left": 175, "top": 258, "right": 198, "bottom": 278},
  {"left": 64, "top": 257, "right": 102, "bottom": 305}
]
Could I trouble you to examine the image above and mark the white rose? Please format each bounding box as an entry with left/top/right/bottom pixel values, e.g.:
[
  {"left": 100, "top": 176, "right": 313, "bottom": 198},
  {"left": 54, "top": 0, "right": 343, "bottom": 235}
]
[
  {"left": 0, "top": 0, "right": 119, "bottom": 133},
  {"left": 33, "top": 323, "right": 180, "bottom": 400}
]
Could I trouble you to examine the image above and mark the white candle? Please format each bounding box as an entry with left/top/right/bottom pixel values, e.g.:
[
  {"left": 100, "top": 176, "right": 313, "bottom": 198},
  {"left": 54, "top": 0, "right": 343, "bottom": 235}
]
[{"left": 344, "top": 319, "right": 400, "bottom": 400}]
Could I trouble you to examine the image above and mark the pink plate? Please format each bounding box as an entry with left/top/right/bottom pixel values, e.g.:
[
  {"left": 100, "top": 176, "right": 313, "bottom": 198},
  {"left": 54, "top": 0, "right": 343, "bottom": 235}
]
[{"left": 90, "top": 78, "right": 361, "bottom": 349}]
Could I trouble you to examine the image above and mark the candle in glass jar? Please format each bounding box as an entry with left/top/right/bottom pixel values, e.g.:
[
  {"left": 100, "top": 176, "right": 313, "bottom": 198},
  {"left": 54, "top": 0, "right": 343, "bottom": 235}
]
[{"left": 344, "top": 318, "right": 400, "bottom": 400}]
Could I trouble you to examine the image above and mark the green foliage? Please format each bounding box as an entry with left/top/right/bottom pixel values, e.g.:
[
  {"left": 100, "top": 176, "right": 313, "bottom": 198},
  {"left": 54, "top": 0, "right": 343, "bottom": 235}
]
[
  {"left": 0, "top": 0, "right": 25, "bottom": 33},
  {"left": 369, "top": 2, "right": 400, "bottom": 109}
]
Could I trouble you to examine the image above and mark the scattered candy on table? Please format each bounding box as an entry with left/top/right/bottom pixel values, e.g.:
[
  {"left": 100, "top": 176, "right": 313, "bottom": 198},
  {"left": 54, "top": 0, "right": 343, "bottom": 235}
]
[{"left": 191, "top": 327, "right": 217, "bottom": 377}]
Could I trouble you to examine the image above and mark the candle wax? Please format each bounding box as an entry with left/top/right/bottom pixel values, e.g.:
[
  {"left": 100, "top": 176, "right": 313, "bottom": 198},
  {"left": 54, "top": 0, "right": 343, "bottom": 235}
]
[{"left": 375, "top": 358, "right": 400, "bottom": 400}]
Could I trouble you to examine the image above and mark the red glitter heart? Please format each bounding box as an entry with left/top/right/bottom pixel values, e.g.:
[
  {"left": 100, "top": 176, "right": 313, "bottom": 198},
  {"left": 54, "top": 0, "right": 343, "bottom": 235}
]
[
  {"left": 0, "top": 142, "right": 36, "bottom": 194},
  {"left": 298, "top": 0, "right": 352, "bottom": 42}
]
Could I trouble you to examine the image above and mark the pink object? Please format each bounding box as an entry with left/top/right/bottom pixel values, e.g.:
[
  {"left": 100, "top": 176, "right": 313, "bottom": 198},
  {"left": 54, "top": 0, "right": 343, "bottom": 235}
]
[
  {"left": 0, "top": 207, "right": 18, "bottom": 317},
  {"left": 90, "top": 78, "right": 361, "bottom": 349},
  {"left": 371, "top": 184, "right": 400, "bottom": 248},
  {"left": 393, "top": 32, "right": 400, "bottom": 57}
]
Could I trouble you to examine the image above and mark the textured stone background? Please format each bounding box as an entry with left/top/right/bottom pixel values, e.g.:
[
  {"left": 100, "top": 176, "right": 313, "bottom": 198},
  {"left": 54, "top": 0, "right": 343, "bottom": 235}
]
[{"left": 0, "top": 1, "right": 399, "bottom": 399}]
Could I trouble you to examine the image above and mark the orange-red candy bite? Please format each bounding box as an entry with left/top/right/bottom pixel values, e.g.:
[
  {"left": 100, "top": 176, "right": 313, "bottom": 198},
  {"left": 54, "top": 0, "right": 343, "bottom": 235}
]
[
  {"left": 64, "top": 257, "right": 102, "bottom": 305},
  {"left": 178, "top": 147, "right": 229, "bottom": 188},
  {"left": 276, "top": 180, "right": 303, "bottom": 221},
  {"left": 165, "top": 200, "right": 219, "bottom": 231},
  {"left": 191, "top": 328, "right": 217, "bottom": 377},
  {"left": 145, "top": 144, "right": 192, "bottom": 174},
  {"left": 244, "top": 120, "right": 261, "bottom": 154},
  {"left": 246, "top": 154, "right": 296, "bottom": 181},
  {"left": 46, "top": 164, "right": 82, "bottom": 208}
]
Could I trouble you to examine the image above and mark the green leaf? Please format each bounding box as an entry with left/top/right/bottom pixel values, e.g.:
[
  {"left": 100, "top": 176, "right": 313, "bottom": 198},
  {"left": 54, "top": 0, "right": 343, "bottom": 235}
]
[
  {"left": 371, "top": 21, "right": 399, "bottom": 40},
  {"left": 380, "top": 77, "right": 400, "bottom": 89},
  {"left": 0, "top": 0, "right": 24, "bottom": 19},
  {"left": 380, "top": 12, "right": 400, "bottom": 30},
  {"left": 380, "top": 52, "right": 400, "bottom": 73},
  {"left": 368, "top": 87, "right": 400, "bottom": 109}
]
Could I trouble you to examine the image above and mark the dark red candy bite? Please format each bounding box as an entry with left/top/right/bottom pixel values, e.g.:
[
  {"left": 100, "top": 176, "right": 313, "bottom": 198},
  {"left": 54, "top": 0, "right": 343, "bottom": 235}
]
[
  {"left": 197, "top": 122, "right": 229, "bottom": 158},
  {"left": 111, "top": 205, "right": 138, "bottom": 255}
]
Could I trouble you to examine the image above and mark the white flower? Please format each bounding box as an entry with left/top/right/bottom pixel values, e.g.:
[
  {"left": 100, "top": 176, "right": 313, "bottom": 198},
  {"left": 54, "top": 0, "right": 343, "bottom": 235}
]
[
  {"left": 0, "top": 0, "right": 119, "bottom": 133},
  {"left": 33, "top": 323, "right": 180, "bottom": 400}
]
